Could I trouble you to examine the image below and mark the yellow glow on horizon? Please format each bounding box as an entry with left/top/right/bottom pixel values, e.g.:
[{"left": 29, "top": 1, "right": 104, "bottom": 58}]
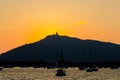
[
  {"left": 26, "top": 22, "right": 67, "bottom": 43},
  {"left": 0, "top": 0, "right": 120, "bottom": 53}
]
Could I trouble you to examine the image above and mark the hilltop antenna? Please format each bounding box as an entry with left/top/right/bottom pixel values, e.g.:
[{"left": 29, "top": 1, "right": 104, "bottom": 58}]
[{"left": 56, "top": 32, "right": 59, "bottom": 36}]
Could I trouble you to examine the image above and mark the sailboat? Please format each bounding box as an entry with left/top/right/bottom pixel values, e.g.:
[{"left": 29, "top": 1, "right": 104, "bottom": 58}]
[
  {"left": 86, "top": 41, "right": 98, "bottom": 72},
  {"left": 56, "top": 48, "right": 66, "bottom": 76},
  {"left": 79, "top": 48, "right": 86, "bottom": 70},
  {"left": 110, "top": 65, "right": 119, "bottom": 69},
  {"left": 0, "top": 66, "right": 3, "bottom": 71}
]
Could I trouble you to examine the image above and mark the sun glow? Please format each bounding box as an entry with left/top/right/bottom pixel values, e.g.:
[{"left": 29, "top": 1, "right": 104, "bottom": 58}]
[
  {"left": 0, "top": 0, "right": 120, "bottom": 53},
  {"left": 26, "top": 22, "right": 65, "bottom": 43}
]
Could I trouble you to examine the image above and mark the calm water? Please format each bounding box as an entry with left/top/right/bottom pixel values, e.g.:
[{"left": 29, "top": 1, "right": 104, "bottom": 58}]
[{"left": 0, "top": 67, "right": 120, "bottom": 80}]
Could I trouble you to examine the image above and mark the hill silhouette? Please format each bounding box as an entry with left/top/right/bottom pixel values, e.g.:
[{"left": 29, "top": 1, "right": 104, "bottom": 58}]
[{"left": 0, "top": 34, "right": 120, "bottom": 67}]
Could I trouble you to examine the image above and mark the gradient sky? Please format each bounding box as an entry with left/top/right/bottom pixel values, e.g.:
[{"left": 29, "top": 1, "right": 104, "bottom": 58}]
[{"left": 0, "top": 0, "right": 120, "bottom": 53}]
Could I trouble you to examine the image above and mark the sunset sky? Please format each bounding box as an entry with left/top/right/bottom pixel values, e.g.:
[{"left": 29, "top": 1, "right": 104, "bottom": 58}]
[{"left": 0, "top": 0, "right": 120, "bottom": 53}]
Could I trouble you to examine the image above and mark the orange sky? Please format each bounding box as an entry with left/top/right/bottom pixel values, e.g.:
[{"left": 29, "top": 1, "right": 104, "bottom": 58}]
[{"left": 0, "top": 0, "right": 120, "bottom": 53}]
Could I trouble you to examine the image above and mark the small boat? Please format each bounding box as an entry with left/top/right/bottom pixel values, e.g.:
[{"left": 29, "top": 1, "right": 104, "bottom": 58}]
[
  {"left": 55, "top": 48, "right": 66, "bottom": 76},
  {"left": 92, "top": 67, "right": 98, "bottom": 71},
  {"left": 110, "top": 65, "right": 119, "bottom": 69},
  {"left": 0, "top": 66, "right": 3, "bottom": 70},
  {"left": 86, "top": 68, "right": 93, "bottom": 72},
  {"left": 56, "top": 68, "right": 66, "bottom": 76},
  {"left": 86, "top": 66, "right": 98, "bottom": 72},
  {"left": 78, "top": 66, "right": 86, "bottom": 70}
]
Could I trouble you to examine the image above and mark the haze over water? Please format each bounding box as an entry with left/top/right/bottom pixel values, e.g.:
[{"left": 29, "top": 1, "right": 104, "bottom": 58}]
[{"left": 0, "top": 0, "right": 120, "bottom": 53}]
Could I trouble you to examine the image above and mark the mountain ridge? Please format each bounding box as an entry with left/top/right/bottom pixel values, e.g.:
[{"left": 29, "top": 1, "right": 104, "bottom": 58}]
[{"left": 0, "top": 34, "right": 120, "bottom": 64}]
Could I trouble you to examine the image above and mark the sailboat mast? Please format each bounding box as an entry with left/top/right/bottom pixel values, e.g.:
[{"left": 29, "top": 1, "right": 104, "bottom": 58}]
[
  {"left": 90, "top": 41, "right": 92, "bottom": 65},
  {"left": 82, "top": 48, "right": 85, "bottom": 65},
  {"left": 60, "top": 48, "right": 64, "bottom": 64}
]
